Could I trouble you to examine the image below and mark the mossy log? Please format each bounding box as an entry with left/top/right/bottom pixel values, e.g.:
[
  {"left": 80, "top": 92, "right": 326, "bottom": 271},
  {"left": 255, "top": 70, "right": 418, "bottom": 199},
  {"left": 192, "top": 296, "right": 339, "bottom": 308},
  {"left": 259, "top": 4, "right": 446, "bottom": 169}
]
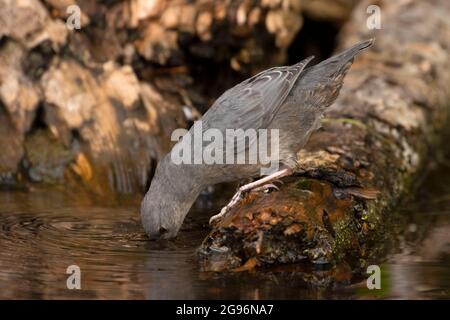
[{"left": 198, "top": 0, "right": 450, "bottom": 271}]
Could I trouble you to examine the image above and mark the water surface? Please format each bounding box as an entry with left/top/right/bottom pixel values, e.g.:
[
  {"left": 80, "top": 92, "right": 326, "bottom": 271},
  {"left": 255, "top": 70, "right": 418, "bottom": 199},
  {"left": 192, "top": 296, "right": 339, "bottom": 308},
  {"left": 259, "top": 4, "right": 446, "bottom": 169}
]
[{"left": 0, "top": 160, "right": 449, "bottom": 299}]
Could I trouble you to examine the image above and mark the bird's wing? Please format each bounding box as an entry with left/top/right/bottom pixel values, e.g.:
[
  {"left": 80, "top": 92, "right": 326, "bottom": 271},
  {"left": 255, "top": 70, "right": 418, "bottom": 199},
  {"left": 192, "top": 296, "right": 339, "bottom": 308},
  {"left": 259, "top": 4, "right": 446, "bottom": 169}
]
[
  {"left": 199, "top": 56, "right": 314, "bottom": 154},
  {"left": 202, "top": 56, "right": 314, "bottom": 133}
]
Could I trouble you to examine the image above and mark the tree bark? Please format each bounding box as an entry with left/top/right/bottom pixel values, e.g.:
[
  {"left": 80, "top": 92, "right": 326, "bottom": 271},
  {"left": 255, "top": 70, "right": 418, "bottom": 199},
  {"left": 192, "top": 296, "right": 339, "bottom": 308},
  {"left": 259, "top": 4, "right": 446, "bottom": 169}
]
[{"left": 198, "top": 0, "right": 450, "bottom": 271}]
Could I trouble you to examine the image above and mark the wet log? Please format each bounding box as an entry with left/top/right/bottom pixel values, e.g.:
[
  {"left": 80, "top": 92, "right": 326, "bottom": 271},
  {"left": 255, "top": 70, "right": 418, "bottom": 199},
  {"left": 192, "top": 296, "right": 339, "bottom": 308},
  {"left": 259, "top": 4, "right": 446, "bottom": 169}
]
[
  {"left": 198, "top": 0, "right": 450, "bottom": 271},
  {"left": 0, "top": 110, "right": 24, "bottom": 184}
]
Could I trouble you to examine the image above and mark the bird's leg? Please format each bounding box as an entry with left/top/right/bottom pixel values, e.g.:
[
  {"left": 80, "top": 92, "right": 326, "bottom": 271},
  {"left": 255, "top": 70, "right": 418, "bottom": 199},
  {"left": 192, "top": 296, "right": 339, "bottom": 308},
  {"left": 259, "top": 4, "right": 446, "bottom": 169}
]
[{"left": 209, "top": 167, "right": 294, "bottom": 226}]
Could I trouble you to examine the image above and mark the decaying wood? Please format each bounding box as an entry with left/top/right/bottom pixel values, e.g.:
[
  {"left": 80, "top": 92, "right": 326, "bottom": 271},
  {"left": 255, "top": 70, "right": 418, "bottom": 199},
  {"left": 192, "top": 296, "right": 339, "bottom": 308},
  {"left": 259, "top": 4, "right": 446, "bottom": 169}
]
[
  {"left": 0, "top": 0, "right": 205, "bottom": 192},
  {"left": 198, "top": 0, "right": 450, "bottom": 271},
  {"left": 0, "top": 111, "right": 24, "bottom": 184},
  {"left": 302, "top": 0, "right": 358, "bottom": 22}
]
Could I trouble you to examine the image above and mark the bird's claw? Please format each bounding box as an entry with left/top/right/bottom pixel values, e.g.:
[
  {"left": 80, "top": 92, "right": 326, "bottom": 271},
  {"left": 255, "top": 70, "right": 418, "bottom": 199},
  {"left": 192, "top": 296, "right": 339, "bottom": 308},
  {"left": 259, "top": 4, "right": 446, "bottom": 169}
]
[
  {"left": 251, "top": 183, "right": 279, "bottom": 193},
  {"left": 209, "top": 189, "right": 246, "bottom": 226},
  {"left": 209, "top": 178, "right": 287, "bottom": 226},
  {"left": 209, "top": 205, "right": 232, "bottom": 227}
]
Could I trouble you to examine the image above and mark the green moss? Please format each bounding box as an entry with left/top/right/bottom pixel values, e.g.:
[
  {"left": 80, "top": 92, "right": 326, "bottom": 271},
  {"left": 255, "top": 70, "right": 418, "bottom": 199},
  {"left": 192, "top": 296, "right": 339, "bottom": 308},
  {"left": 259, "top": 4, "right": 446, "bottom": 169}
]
[
  {"left": 331, "top": 215, "right": 358, "bottom": 261},
  {"left": 295, "top": 178, "right": 313, "bottom": 191}
]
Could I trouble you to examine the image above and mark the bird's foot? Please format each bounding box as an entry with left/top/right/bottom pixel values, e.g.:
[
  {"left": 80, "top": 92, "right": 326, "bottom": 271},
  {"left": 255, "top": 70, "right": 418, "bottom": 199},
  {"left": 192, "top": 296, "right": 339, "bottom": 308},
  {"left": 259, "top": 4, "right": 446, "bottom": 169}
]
[
  {"left": 209, "top": 167, "right": 293, "bottom": 227},
  {"left": 209, "top": 183, "right": 283, "bottom": 226},
  {"left": 209, "top": 188, "right": 247, "bottom": 226},
  {"left": 208, "top": 207, "right": 228, "bottom": 227},
  {"left": 251, "top": 183, "right": 280, "bottom": 193}
]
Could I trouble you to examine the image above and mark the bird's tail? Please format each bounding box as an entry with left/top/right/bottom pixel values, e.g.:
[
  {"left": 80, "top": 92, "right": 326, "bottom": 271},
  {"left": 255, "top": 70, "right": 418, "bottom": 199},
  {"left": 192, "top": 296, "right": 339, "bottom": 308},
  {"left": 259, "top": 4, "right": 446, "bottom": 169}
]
[
  {"left": 333, "top": 39, "right": 374, "bottom": 64},
  {"left": 311, "top": 39, "right": 374, "bottom": 77}
]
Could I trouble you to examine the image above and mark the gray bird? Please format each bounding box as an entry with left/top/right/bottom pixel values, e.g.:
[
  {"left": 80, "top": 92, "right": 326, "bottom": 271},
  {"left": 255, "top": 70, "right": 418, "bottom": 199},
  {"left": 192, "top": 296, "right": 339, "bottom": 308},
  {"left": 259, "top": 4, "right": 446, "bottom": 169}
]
[{"left": 141, "top": 39, "right": 374, "bottom": 239}]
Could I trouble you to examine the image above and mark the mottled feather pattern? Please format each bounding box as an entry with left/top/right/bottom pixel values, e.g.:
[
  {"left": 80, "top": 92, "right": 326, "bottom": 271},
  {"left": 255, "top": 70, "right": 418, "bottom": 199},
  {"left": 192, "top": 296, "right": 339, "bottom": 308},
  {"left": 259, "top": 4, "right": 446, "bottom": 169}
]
[
  {"left": 186, "top": 40, "right": 373, "bottom": 154},
  {"left": 199, "top": 56, "right": 314, "bottom": 154},
  {"left": 202, "top": 57, "right": 314, "bottom": 132}
]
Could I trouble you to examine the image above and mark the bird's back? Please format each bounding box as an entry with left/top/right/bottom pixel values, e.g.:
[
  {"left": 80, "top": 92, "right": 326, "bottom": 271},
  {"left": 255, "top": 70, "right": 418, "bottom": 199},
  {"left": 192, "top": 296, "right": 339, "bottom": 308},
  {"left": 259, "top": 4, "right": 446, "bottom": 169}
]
[{"left": 174, "top": 56, "right": 314, "bottom": 183}]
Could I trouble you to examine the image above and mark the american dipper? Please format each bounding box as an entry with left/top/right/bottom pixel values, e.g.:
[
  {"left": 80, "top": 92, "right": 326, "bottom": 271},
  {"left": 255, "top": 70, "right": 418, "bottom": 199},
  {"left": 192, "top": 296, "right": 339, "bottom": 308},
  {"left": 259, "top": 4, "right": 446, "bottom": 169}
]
[{"left": 141, "top": 39, "right": 374, "bottom": 239}]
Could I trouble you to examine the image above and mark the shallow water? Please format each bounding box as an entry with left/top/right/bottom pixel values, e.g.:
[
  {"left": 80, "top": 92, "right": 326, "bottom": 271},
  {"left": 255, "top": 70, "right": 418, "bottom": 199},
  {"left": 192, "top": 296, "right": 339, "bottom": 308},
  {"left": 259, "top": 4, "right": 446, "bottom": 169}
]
[{"left": 0, "top": 161, "right": 449, "bottom": 299}]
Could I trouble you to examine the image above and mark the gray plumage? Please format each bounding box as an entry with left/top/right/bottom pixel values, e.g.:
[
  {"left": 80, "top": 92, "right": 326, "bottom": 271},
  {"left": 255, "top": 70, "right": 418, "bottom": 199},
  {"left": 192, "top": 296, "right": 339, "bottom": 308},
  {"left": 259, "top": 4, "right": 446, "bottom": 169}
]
[{"left": 141, "top": 39, "right": 374, "bottom": 239}]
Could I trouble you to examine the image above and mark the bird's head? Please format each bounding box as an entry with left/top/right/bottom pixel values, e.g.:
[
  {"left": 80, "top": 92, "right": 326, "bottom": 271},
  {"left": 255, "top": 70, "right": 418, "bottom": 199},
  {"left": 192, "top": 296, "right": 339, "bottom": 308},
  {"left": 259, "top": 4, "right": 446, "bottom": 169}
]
[
  {"left": 140, "top": 158, "right": 203, "bottom": 240},
  {"left": 140, "top": 191, "right": 182, "bottom": 240}
]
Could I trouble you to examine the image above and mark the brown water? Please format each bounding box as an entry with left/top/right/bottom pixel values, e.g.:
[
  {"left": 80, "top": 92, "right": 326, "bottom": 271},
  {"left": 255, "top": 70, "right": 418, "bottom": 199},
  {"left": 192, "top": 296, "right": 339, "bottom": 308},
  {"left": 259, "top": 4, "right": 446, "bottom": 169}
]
[{"left": 0, "top": 160, "right": 449, "bottom": 299}]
